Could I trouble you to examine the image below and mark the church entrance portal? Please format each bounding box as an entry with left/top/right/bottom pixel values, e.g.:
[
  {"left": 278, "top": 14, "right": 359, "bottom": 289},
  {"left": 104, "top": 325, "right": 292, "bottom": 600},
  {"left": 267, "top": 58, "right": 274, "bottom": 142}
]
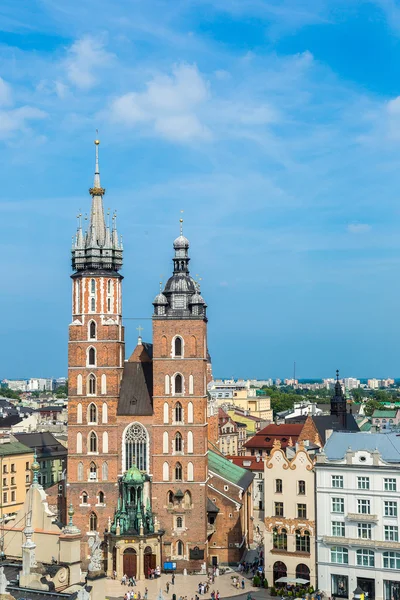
[
  {"left": 123, "top": 548, "right": 137, "bottom": 578},
  {"left": 144, "top": 546, "right": 156, "bottom": 578}
]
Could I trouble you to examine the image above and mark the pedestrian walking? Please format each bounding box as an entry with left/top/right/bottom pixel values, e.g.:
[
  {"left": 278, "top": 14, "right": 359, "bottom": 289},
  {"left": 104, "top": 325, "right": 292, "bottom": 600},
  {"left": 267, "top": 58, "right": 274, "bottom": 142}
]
[{"left": 242, "top": 578, "right": 245, "bottom": 590}]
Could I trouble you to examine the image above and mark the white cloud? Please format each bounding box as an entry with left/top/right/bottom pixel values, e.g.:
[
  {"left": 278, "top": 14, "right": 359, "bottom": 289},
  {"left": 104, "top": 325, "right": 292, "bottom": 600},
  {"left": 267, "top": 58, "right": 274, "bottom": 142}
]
[
  {"left": 65, "top": 37, "right": 113, "bottom": 90},
  {"left": 0, "top": 78, "right": 12, "bottom": 107},
  {"left": 347, "top": 223, "right": 371, "bottom": 234},
  {"left": 0, "top": 106, "right": 47, "bottom": 139},
  {"left": 110, "top": 63, "right": 211, "bottom": 142}
]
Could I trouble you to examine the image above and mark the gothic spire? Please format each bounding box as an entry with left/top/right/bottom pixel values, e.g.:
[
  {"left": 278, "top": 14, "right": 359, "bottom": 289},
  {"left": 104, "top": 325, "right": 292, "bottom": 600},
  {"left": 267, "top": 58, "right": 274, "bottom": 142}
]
[
  {"left": 71, "top": 139, "right": 123, "bottom": 272},
  {"left": 331, "top": 369, "right": 347, "bottom": 428}
]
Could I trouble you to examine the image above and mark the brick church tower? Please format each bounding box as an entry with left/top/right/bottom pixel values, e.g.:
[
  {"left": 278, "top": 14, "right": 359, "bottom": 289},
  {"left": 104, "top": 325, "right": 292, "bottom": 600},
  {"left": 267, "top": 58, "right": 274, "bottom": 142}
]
[
  {"left": 67, "top": 139, "right": 124, "bottom": 550},
  {"left": 151, "top": 222, "right": 209, "bottom": 567}
]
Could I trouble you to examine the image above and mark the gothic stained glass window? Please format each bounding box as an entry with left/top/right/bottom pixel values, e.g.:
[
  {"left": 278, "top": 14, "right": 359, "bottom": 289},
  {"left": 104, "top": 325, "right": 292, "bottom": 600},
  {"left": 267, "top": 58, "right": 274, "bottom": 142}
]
[{"left": 124, "top": 423, "right": 148, "bottom": 472}]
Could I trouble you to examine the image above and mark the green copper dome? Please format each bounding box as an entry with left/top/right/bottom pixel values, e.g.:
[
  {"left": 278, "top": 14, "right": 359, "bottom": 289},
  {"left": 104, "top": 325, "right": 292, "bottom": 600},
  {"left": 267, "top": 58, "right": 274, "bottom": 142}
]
[{"left": 123, "top": 465, "right": 145, "bottom": 484}]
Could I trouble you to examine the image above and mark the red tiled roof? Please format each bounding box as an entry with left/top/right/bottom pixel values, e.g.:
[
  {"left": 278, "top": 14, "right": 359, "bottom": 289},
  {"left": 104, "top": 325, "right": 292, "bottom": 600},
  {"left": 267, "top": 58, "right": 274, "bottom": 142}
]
[
  {"left": 227, "top": 456, "right": 264, "bottom": 471},
  {"left": 243, "top": 423, "right": 304, "bottom": 449}
]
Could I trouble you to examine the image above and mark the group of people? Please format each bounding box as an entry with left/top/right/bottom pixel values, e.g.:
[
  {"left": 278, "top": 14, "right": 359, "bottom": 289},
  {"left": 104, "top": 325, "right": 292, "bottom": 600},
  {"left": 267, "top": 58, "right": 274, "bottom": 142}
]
[
  {"left": 232, "top": 577, "right": 246, "bottom": 590},
  {"left": 120, "top": 574, "right": 137, "bottom": 587},
  {"left": 123, "top": 589, "right": 148, "bottom": 600}
]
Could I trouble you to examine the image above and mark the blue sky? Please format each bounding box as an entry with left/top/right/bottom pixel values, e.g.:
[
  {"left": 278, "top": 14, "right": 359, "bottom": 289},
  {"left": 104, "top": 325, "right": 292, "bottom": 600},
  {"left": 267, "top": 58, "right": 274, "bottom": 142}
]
[{"left": 2, "top": 0, "right": 400, "bottom": 380}]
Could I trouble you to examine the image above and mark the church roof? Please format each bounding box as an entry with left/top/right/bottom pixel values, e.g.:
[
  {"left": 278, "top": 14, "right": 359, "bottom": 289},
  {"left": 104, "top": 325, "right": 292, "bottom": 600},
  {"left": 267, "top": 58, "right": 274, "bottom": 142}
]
[
  {"left": 208, "top": 450, "right": 254, "bottom": 490},
  {"left": 310, "top": 413, "right": 359, "bottom": 444},
  {"left": 118, "top": 360, "right": 153, "bottom": 416}
]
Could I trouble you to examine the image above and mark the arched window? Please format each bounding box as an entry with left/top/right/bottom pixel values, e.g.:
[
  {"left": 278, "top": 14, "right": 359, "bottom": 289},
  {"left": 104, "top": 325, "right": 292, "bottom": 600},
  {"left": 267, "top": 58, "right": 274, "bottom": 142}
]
[
  {"left": 189, "top": 375, "right": 194, "bottom": 395},
  {"left": 177, "top": 541, "right": 184, "bottom": 557},
  {"left": 174, "top": 337, "right": 183, "bottom": 357},
  {"left": 163, "top": 462, "right": 169, "bottom": 481},
  {"left": 161, "top": 336, "right": 167, "bottom": 357},
  {"left": 175, "top": 402, "right": 183, "bottom": 423},
  {"left": 273, "top": 561, "right": 287, "bottom": 585},
  {"left": 167, "top": 491, "right": 174, "bottom": 505},
  {"left": 88, "top": 403, "right": 97, "bottom": 423},
  {"left": 89, "top": 321, "right": 96, "bottom": 339},
  {"left": 356, "top": 549, "right": 375, "bottom": 567},
  {"left": 78, "top": 462, "right": 83, "bottom": 481},
  {"left": 163, "top": 402, "right": 169, "bottom": 424},
  {"left": 82, "top": 492, "right": 88, "bottom": 504},
  {"left": 91, "top": 297, "right": 95, "bottom": 312},
  {"left": 188, "top": 402, "right": 194, "bottom": 424},
  {"left": 174, "top": 374, "right": 183, "bottom": 395},
  {"left": 107, "top": 298, "right": 111, "bottom": 312},
  {"left": 103, "top": 431, "right": 108, "bottom": 453},
  {"left": 90, "top": 279, "right": 96, "bottom": 294},
  {"left": 163, "top": 432, "right": 169, "bottom": 454},
  {"left": 77, "top": 403, "right": 83, "bottom": 424},
  {"left": 89, "top": 462, "right": 97, "bottom": 480},
  {"left": 165, "top": 375, "right": 170, "bottom": 395},
  {"left": 295, "top": 530, "right": 310, "bottom": 553},
  {"left": 101, "top": 374, "right": 107, "bottom": 395},
  {"left": 175, "top": 432, "right": 183, "bottom": 453},
  {"left": 175, "top": 462, "right": 183, "bottom": 481},
  {"left": 102, "top": 402, "right": 108, "bottom": 423},
  {"left": 176, "top": 516, "right": 183, "bottom": 528},
  {"left": 102, "top": 462, "right": 108, "bottom": 481},
  {"left": 89, "top": 431, "right": 98, "bottom": 453},
  {"left": 89, "top": 512, "right": 97, "bottom": 531},
  {"left": 77, "top": 375, "right": 83, "bottom": 396},
  {"left": 88, "top": 347, "right": 96, "bottom": 366},
  {"left": 184, "top": 491, "right": 191, "bottom": 508},
  {"left": 88, "top": 374, "right": 96, "bottom": 395},
  {"left": 187, "top": 462, "right": 194, "bottom": 481},
  {"left": 187, "top": 431, "right": 193, "bottom": 454},
  {"left": 107, "top": 279, "right": 112, "bottom": 294},
  {"left": 76, "top": 432, "right": 82, "bottom": 454},
  {"left": 295, "top": 564, "right": 310, "bottom": 581},
  {"left": 273, "top": 528, "right": 287, "bottom": 551},
  {"left": 99, "top": 491, "right": 104, "bottom": 504},
  {"left": 124, "top": 423, "right": 148, "bottom": 472}
]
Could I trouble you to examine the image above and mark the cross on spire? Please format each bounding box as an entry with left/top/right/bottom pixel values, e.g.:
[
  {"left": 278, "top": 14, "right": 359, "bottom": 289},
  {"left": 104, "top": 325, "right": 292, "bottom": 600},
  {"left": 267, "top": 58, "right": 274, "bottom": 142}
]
[{"left": 137, "top": 325, "right": 144, "bottom": 338}]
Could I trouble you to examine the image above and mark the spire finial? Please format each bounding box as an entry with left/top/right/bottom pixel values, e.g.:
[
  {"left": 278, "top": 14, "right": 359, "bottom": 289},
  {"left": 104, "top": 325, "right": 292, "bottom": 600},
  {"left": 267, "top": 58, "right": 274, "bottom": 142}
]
[
  {"left": 336, "top": 369, "right": 340, "bottom": 382},
  {"left": 159, "top": 280, "right": 163, "bottom": 293},
  {"left": 89, "top": 134, "right": 105, "bottom": 196},
  {"left": 137, "top": 325, "right": 143, "bottom": 345},
  {"left": 180, "top": 209, "right": 184, "bottom": 235}
]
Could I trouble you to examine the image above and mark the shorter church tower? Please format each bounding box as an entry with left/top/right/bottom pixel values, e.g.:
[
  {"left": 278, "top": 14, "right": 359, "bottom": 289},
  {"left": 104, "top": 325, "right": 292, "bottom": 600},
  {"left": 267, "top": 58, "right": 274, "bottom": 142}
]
[
  {"left": 330, "top": 370, "right": 348, "bottom": 429},
  {"left": 151, "top": 222, "right": 209, "bottom": 569},
  {"left": 67, "top": 140, "right": 124, "bottom": 555}
]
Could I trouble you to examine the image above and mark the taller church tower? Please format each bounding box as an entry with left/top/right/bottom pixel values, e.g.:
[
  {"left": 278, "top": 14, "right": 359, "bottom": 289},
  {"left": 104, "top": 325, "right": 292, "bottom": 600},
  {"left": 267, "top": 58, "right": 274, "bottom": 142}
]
[
  {"left": 151, "top": 222, "right": 209, "bottom": 568},
  {"left": 67, "top": 140, "right": 124, "bottom": 545}
]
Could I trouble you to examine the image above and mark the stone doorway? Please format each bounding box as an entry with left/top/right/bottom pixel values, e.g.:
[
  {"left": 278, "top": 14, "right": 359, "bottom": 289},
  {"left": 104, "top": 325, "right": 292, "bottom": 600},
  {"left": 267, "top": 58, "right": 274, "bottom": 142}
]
[
  {"left": 123, "top": 548, "right": 137, "bottom": 578},
  {"left": 144, "top": 546, "right": 156, "bottom": 578}
]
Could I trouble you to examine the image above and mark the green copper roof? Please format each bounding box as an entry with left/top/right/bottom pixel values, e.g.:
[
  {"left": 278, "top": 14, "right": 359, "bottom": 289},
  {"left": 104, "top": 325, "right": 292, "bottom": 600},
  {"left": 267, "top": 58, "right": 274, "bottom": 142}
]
[
  {"left": 123, "top": 465, "right": 145, "bottom": 484},
  {"left": 0, "top": 441, "right": 33, "bottom": 456},
  {"left": 208, "top": 450, "right": 254, "bottom": 490},
  {"left": 372, "top": 410, "right": 398, "bottom": 418}
]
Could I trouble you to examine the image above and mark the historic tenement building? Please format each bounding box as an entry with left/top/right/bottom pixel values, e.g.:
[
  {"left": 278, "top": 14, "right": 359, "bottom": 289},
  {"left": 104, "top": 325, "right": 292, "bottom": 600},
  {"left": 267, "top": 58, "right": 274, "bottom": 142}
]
[{"left": 67, "top": 141, "right": 254, "bottom": 576}]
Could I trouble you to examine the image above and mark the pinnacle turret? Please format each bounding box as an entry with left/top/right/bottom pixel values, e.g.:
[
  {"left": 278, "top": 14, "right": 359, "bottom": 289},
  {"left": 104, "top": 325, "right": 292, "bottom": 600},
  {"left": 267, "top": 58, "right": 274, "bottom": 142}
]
[{"left": 72, "top": 139, "right": 123, "bottom": 272}]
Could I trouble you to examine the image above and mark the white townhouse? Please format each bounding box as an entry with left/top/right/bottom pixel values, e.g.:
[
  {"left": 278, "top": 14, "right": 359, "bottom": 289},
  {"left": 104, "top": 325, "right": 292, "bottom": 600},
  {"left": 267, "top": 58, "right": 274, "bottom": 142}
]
[{"left": 315, "top": 432, "right": 400, "bottom": 600}]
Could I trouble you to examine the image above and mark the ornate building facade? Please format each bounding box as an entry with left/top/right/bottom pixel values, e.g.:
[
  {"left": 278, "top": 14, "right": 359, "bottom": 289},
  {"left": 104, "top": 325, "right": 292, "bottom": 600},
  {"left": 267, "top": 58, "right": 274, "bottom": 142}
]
[{"left": 67, "top": 142, "right": 254, "bottom": 576}]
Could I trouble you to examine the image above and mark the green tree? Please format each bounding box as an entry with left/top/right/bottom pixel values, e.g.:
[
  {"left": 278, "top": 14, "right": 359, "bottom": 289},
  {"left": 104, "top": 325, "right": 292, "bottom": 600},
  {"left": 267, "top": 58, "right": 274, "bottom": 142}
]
[{"left": 364, "top": 399, "right": 385, "bottom": 417}]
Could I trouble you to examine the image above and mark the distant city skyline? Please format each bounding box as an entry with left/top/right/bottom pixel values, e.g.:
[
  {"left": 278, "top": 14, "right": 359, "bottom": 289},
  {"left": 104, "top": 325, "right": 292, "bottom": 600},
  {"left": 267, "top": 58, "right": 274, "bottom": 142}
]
[{"left": 2, "top": 2, "right": 400, "bottom": 377}]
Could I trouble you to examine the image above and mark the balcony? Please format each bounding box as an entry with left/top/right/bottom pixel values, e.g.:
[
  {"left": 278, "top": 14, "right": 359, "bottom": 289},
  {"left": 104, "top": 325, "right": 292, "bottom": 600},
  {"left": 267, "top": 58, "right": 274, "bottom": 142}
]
[{"left": 346, "top": 513, "right": 378, "bottom": 522}]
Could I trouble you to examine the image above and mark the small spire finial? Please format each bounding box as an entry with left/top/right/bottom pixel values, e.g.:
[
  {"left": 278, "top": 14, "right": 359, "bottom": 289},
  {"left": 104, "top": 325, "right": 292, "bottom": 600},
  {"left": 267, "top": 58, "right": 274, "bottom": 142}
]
[
  {"left": 180, "top": 210, "right": 184, "bottom": 235},
  {"left": 159, "top": 280, "right": 163, "bottom": 293},
  {"left": 336, "top": 369, "right": 340, "bottom": 382},
  {"left": 137, "top": 325, "right": 143, "bottom": 345}
]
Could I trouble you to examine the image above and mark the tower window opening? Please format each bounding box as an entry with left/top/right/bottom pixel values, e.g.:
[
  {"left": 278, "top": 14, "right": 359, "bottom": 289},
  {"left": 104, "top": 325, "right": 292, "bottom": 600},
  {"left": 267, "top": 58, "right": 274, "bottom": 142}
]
[
  {"left": 90, "top": 279, "right": 96, "bottom": 294},
  {"left": 175, "top": 433, "right": 183, "bottom": 453},
  {"left": 89, "top": 432, "right": 98, "bottom": 453},
  {"left": 174, "top": 337, "right": 183, "bottom": 357},
  {"left": 88, "top": 374, "right": 96, "bottom": 395},
  {"left": 175, "top": 402, "right": 183, "bottom": 423},
  {"left": 82, "top": 492, "right": 88, "bottom": 504},
  {"left": 88, "top": 403, "right": 97, "bottom": 423},
  {"left": 175, "top": 462, "right": 183, "bottom": 481},
  {"left": 88, "top": 347, "right": 96, "bottom": 366},
  {"left": 98, "top": 491, "right": 104, "bottom": 504},
  {"left": 89, "top": 512, "right": 97, "bottom": 531},
  {"left": 174, "top": 374, "right": 183, "bottom": 394},
  {"left": 91, "top": 297, "right": 95, "bottom": 312},
  {"left": 89, "top": 462, "right": 97, "bottom": 479},
  {"left": 107, "top": 279, "right": 111, "bottom": 294},
  {"left": 107, "top": 298, "right": 111, "bottom": 312},
  {"left": 89, "top": 321, "right": 96, "bottom": 339},
  {"left": 177, "top": 540, "right": 184, "bottom": 556},
  {"left": 176, "top": 516, "right": 183, "bottom": 529}
]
